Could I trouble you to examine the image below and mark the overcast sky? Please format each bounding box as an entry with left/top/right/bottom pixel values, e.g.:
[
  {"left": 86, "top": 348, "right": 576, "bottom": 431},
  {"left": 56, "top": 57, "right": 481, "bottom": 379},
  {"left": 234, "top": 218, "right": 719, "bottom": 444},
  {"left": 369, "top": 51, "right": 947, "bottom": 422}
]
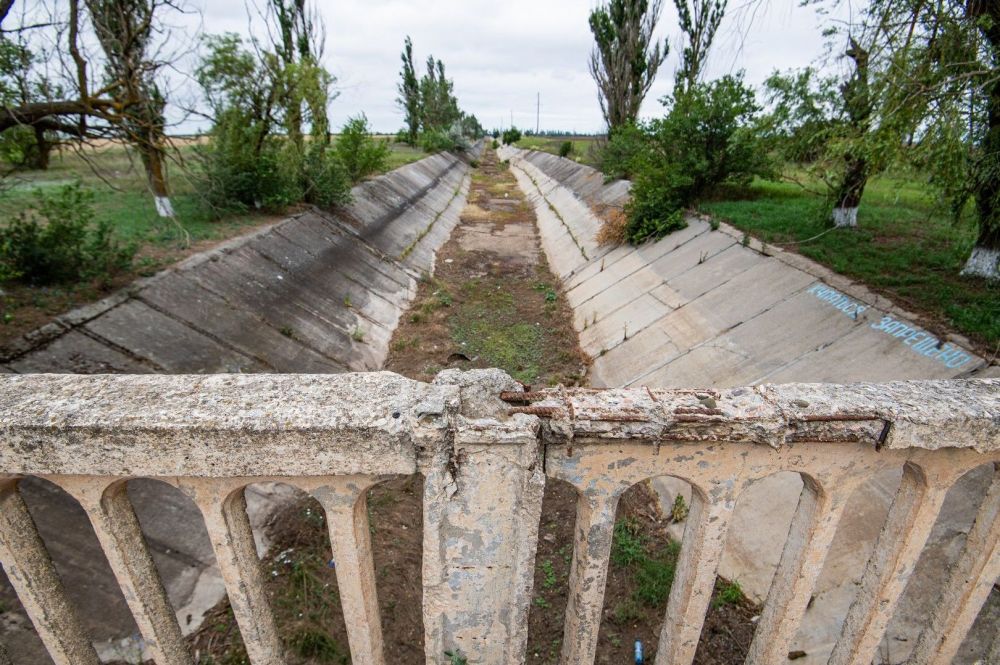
[{"left": 173, "top": 0, "right": 859, "bottom": 134}]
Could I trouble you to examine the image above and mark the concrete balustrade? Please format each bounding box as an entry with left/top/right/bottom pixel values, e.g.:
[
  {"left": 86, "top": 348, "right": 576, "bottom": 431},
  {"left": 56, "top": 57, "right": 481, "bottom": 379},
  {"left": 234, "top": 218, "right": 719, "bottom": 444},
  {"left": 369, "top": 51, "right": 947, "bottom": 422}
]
[{"left": 0, "top": 371, "right": 996, "bottom": 664}]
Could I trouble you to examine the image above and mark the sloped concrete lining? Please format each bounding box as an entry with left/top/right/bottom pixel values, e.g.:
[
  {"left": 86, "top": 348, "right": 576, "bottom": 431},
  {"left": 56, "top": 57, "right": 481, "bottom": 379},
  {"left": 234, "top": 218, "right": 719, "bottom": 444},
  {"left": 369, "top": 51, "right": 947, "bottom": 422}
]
[
  {"left": 0, "top": 148, "right": 478, "bottom": 662},
  {"left": 1, "top": 151, "right": 473, "bottom": 375},
  {"left": 507, "top": 146, "right": 999, "bottom": 663}
]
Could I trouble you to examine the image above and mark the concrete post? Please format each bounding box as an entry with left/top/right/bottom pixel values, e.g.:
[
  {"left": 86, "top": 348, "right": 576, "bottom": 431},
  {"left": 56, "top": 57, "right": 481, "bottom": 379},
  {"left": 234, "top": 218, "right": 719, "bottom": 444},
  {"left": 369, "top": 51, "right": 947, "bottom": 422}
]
[{"left": 422, "top": 369, "right": 545, "bottom": 664}]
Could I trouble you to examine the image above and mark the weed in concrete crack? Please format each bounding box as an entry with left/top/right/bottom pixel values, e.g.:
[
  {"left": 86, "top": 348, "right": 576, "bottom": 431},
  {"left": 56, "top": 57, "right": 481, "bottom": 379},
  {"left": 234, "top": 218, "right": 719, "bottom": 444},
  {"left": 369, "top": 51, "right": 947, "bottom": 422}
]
[
  {"left": 712, "top": 580, "right": 745, "bottom": 608},
  {"left": 541, "top": 559, "right": 557, "bottom": 589},
  {"left": 351, "top": 326, "right": 365, "bottom": 343},
  {"left": 445, "top": 649, "right": 468, "bottom": 665},
  {"left": 671, "top": 494, "right": 689, "bottom": 523}
]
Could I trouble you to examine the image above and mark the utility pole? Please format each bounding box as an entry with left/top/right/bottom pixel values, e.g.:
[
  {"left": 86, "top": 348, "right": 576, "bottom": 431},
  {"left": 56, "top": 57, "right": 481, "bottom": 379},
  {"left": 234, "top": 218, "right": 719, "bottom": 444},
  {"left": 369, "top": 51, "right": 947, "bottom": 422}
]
[{"left": 536, "top": 92, "right": 540, "bottom": 135}]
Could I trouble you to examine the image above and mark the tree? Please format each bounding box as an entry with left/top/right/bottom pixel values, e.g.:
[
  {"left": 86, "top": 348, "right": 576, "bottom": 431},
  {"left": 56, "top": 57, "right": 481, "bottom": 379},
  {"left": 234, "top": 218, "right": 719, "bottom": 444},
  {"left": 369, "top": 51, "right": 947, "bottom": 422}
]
[
  {"left": 673, "top": 0, "right": 727, "bottom": 93},
  {"left": 0, "top": 0, "right": 181, "bottom": 216},
  {"left": 397, "top": 36, "right": 420, "bottom": 144},
  {"left": 418, "top": 56, "right": 459, "bottom": 132},
  {"left": 87, "top": 0, "right": 174, "bottom": 217},
  {"left": 194, "top": 1, "right": 350, "bottom": 214},
  {"left": 765, "top": 1, "right": 932, "bottom": 228},
  {"left": 794, "top": 0, "right": 1000, "bottom": 276},
  {"left": 960, "top": 0, "right": 1000, "bottom": 278},
  {"left": 829, "top": 37, "right": 873, "bottom": 227},
  {"left": 588, "top": 0, "right": 668, "bottom": 133},
  {"left": 0, "top": 33, "right": 58, "bottom": 170},
  {"left": 267, "top": 0, "right": 332, "bottom": 150}
]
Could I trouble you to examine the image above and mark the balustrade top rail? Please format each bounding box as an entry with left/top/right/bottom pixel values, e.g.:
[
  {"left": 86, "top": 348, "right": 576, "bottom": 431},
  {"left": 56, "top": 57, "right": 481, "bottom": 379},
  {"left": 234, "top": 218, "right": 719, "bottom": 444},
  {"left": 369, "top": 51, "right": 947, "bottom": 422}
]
[{"left": 0, "top": 370, "right": 996, "bottom": 665}]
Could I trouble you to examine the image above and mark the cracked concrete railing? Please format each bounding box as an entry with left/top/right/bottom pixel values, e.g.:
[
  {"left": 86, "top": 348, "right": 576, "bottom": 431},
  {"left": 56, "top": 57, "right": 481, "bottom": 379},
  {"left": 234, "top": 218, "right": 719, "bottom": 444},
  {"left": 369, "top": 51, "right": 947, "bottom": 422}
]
[{"left": 0, "top": 371, "right": 996, "bottom": 665}]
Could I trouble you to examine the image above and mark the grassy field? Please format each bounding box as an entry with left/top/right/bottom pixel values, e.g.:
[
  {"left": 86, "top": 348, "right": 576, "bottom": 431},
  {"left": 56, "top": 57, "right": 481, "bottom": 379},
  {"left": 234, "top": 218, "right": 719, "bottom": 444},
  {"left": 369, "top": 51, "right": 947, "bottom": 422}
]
[
  {"left": 0, "top": 137, "right": 429, "bottom": 343},
  {"left": 514, "top": 134, "right": 602, "bottom": 166},
  {"left": 700, "top": 173, "right": 1000, "bottom": 355}
]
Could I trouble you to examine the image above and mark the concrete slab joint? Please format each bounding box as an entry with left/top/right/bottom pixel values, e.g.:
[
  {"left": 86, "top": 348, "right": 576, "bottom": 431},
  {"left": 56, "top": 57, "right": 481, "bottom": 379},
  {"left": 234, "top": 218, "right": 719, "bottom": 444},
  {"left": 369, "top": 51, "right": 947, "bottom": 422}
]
[{"left": 0, "top": 372, "right": 997, "bottom": 665}]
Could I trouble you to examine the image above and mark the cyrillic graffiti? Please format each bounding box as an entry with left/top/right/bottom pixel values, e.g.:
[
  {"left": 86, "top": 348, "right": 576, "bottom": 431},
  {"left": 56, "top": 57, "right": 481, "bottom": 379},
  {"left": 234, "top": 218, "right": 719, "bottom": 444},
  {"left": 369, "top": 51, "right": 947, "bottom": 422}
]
[
  {"left": 807, "top": 284, "right": 867, "bottom": 318},
  {"left": 870, "top": 315, "right": 974, "bottom": 369},
  {"left": 808, "top": 283, "right": 974, "bottom": 370}
]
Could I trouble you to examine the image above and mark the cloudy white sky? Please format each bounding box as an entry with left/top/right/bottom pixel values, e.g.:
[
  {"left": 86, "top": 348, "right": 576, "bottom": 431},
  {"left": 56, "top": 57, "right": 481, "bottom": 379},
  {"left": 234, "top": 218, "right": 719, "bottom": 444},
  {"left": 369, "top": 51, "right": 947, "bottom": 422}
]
[{"left": 171, "top": 0, "right": 859, "bottom": 134}]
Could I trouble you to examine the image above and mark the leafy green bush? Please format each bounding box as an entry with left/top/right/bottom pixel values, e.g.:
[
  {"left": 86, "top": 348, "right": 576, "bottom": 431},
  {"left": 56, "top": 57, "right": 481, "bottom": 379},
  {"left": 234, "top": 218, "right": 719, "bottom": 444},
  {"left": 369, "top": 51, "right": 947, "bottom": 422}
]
[
  {"left": 198, "top": 109, "right": 300, "bottom": 213},
  {"left": 0, "top": 184, "right": 134, "bottom": 284},
  {"left": 599, "top": 123, "right": 648, "bottom": 179},
  {"left": 0, "top": 126, "right": 45, "bottom": 170},
  {"left": 198, "top": 109, "right": 352, "bottom": 214},
  {"left": 558, "top": 141, "right": 573, "bottom": 158},
  {"left": 334, "top": 114, "right": 391, "bottom": 184},
  {"left": 303, "top": 142, "right": 352, "bottom": 207},
  {"left": 420, "top": 123, "right": 471, "bottom": 153},
  {"left": 491, "top": 139, "right": 499, "bottom": 150},
  {"left": 603, "top": 75, "right": 770, "bottom": 243},
  {"left": 501, "top": 127, "right": 522, "bottom": 145}
]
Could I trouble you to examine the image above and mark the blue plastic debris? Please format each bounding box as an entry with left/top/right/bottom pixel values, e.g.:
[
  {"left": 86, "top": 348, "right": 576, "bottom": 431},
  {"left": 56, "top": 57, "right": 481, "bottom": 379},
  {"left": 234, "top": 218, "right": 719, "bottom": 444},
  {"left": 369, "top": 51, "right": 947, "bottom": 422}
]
[{"left": 634, "top": 640, "right": 643, "bottom": 664}]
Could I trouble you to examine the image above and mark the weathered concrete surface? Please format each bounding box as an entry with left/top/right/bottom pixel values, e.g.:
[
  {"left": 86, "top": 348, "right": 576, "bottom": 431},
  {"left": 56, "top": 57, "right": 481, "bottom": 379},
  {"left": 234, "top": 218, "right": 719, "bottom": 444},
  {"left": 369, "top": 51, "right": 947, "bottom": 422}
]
[
  {"left": 0, "top": 150, "right": 477, "bottom": 662},
  {"left": 423, "top": 370, "right": 544, "bottom": 664},
  {"left": 507, "top": 146, "right": 1000, "bottom": 664}
]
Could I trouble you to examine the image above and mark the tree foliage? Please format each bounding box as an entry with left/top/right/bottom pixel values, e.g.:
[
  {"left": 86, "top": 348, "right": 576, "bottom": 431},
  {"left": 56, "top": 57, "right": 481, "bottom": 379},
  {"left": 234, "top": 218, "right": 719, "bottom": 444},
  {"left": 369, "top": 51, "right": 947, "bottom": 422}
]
[
  {"left": 673, "top": 0, "right": 727, "bottom": 92},
  {"left": 394, "top": 37, "right": 482, "bottom": 151},
  {"left": 604, "top": 75, "right": 769, "bottom": 243},
  {"left": 194, "top": 26, "right": 349, "bottom": 214},
  {"left": 335, "top": 114, "right": 390, "bottom": 183},
  {"left": 0, "top": 0, "right": 181, "bottom": 214},
  {"left": 588, "top": 0, "right": 668, "bottom": 132},
  {"left": 397, "top": 36, "right": 421, "bottom": 144},
  {"left": 777, "top": 0, "right": 1000, "bottom": 274}
]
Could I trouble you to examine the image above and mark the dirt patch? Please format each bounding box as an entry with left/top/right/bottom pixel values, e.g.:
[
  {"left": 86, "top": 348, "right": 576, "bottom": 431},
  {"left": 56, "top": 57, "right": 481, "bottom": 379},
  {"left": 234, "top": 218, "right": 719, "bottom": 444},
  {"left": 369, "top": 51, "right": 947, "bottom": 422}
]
[
  {"left": 385, "top": 147, "right": 588, "bottom": 386},
  {"left": 528, "top": 481, "right": 758, "bottom": 664},
  {"left": 187, "top": 477, "right": 424, "bottom": 665}
]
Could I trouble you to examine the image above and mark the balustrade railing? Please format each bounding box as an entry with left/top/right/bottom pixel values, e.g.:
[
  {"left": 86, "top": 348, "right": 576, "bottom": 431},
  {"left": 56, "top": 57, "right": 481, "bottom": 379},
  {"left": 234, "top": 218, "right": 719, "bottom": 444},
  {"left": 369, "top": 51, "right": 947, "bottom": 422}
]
[{"left": 0, "top": 370, "right": 996, "bottom": 664}]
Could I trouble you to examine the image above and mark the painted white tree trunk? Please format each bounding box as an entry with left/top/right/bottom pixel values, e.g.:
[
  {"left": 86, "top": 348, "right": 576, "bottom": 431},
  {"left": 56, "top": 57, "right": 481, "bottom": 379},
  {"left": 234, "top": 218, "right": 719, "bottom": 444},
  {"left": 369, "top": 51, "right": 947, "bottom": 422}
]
[
  {"left": 154, "top": 195, "right": 175, "bottom": 218},
  {"left": 960, "top": 246, "right": 1000, "bottom": 280},
  {"left": 832, "top": 206, "right": 859, "bottom": 228}
]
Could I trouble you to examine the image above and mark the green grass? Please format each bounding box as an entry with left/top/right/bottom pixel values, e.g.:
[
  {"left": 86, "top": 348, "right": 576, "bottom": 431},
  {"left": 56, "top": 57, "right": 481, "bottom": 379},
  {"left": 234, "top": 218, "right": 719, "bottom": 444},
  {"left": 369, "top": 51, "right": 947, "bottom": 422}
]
[
  {"left": 0, "top": 139, "right": 429, "bottom": 270},
  {"left": 610, "top": 517, "right": 682, "bottom": 612},
  {"left": 514, "top": 135, "right": 601, "bottom": 166},
  {"left": 384, "top": 141, "right": 427, "bottom": 170},
  {"left": 450, "top": 280, "right": 544, "bottom": 383},
  {"left": 610, "top": 515, "right": 747, "bottom": 617},
  {"left": 700, "top": 172, "right": 1000, "bottom": 351}
]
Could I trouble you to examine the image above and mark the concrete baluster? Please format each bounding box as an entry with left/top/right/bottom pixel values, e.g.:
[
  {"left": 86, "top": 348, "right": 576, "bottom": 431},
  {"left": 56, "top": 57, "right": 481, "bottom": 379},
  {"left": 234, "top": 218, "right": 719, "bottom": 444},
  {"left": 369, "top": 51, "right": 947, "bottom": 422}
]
[
  {"left": 186, "top": 480, "right": 284, "bottom": 665},
  {"left": 909, "top": 462, "right": 1000, "bottom": 665},
  {"left": 559, "top": 488, "right": 622, "bottom": 665},
  {"left": 0, "top": 478, "right": 100, "bottom": 665},
  {"left": 310, "top": 477, "right": 385, "bottom": 665},
  {"left": 745, "top": 474, "right": 857, "bottom": 665},
  {"left": 59, "top": 477, "right": 193, "bottom": 665},
  {"left": 828, "top": 461, "right": 956, "bottom": 665},
  {"left": 655, "top": 484, "right": 739, "bottom": 665}
]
